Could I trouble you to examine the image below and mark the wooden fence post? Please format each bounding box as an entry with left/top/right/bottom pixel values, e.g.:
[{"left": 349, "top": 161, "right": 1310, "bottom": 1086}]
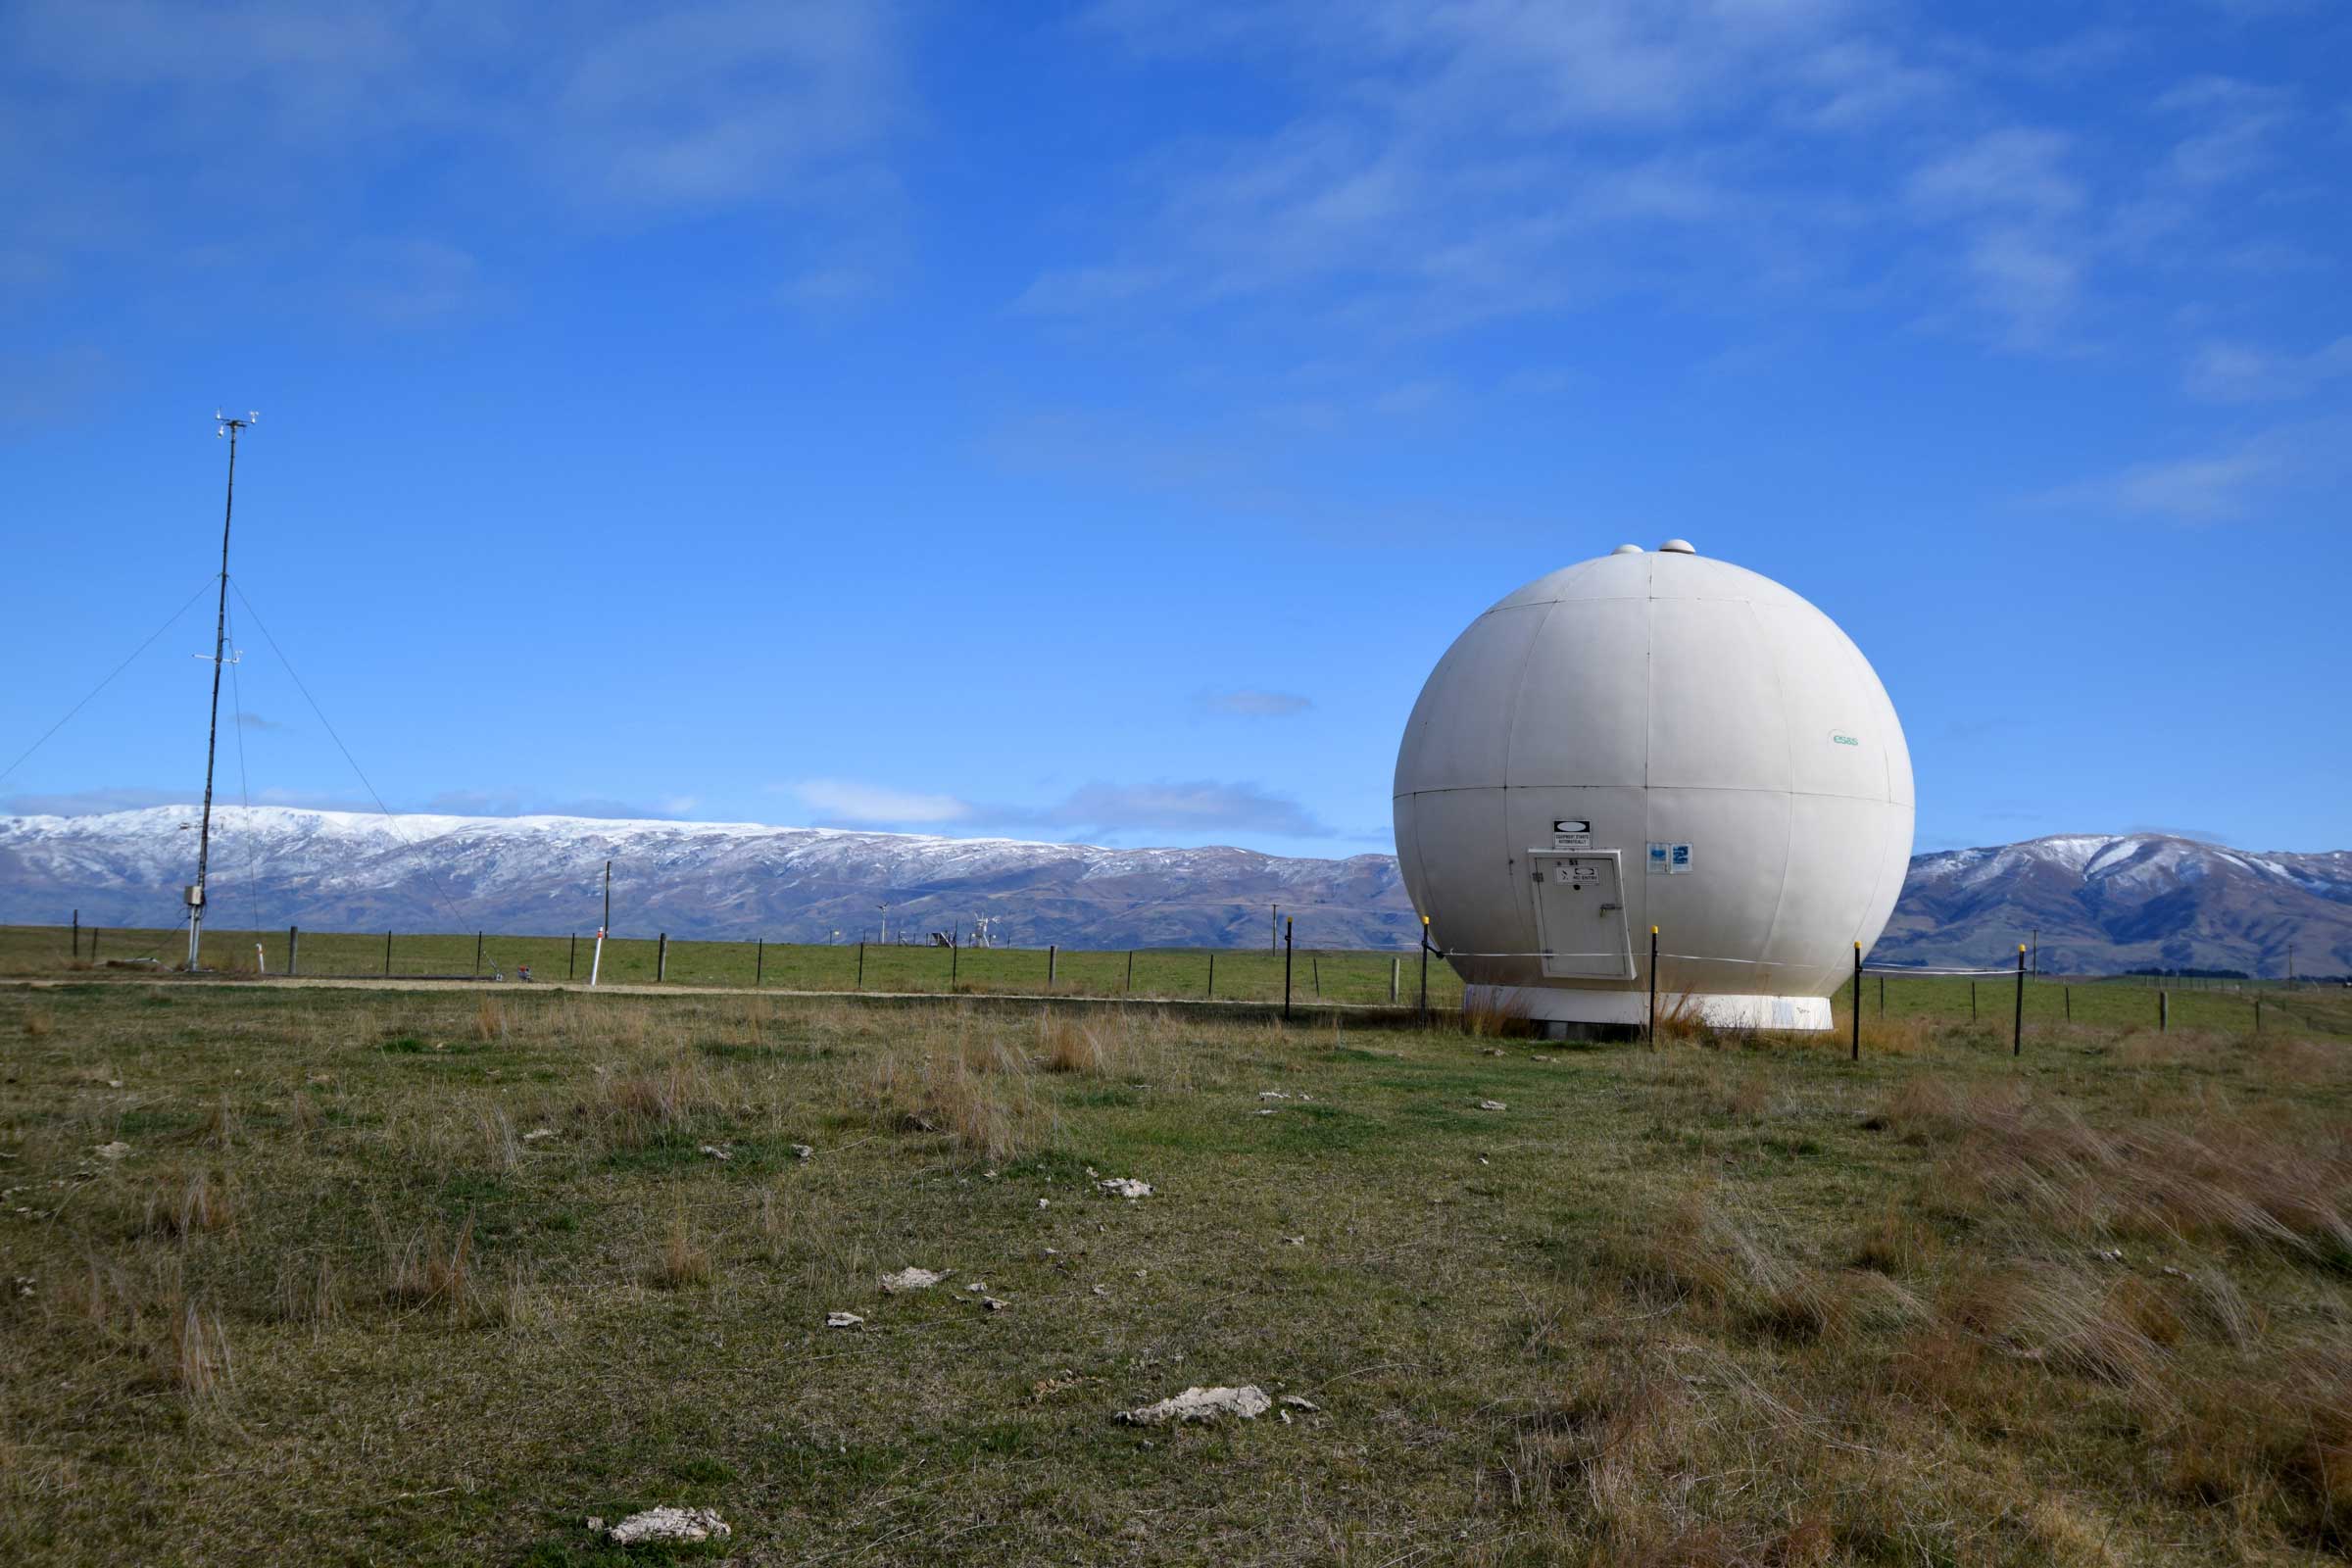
[{"left": 657, "top": 933, "right": 667, "bottom": 983}]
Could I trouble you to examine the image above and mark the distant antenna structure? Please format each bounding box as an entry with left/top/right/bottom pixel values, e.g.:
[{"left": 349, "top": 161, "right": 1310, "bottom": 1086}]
[{"left": 184, "top": 411, "right": 257, "bottom": 971}]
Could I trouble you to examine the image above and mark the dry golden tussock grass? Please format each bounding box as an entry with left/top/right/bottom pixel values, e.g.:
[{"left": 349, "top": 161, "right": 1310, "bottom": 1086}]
[
  {"left": 1039, "top": 1010, "right": 1113, "bottom": 1074},
  {"left": 1850, "top": 1204, "right": 1940, "bottom": 1275},
  {"left": 168, "top": 1300, "right": 233, "bottom": 1399},
  {"left": 383, "top": 1214, "right": 482, "bottom": 1324},
  {"left": 593, "top": 1054, "right": 722, "bottom": 1146},
  {"left": 147, "top": 1170, "right": 234, "bottom": 1240},
  {"left": 649, "top": 1210, "right": 715, "bottom": 1291},
  {"left": 861, "top": 1031, "right": 1052, "bottom": 1164},
  {"left": 274, "top": 1253, "right": 340, "bottom": 1329},
  {"left": 1461, "top": 990, "right": 1542, "bottom": 1039},
  {"left": 195, "top": 1095, "right": 240, "bottom": 1151}
]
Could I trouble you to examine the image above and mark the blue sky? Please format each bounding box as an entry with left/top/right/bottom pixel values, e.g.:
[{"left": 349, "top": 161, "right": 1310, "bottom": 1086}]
[{"left": 2, "top": 0, "right": 2347, "bottom": 858}]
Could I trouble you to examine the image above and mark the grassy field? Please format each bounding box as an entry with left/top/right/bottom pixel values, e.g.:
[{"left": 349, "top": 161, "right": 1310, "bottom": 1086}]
[
  {"left": 0, "top": 924, "right": 1466, "bottom": 1010},
  {"left": 0, "top": 922, "right": 2328, "bottom": 1037},
  {"left": 5, "top": 975, "right": 2352, "bottom": 1565}
]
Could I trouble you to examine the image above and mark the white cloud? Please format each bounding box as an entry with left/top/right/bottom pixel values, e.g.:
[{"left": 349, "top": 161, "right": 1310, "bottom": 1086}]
[
  {"left": 789, "top": 778, "right": 975, "bottom": 825},
  {"left": 1198, "top": 689, "right": 1314, "bottom": 717},
  {"left": 2036, "top": 419, "right": 2350, "bottom": 523},
  {"left": 2183, "top": 335, "right": 2352, "bottom": 403},
  {"left": 1904, "top": 129, "right": 2081, "bottom": 218},
  {"left": 2156, "top": 75, "right": 2292, "bottom": 188},
  {"left": 1042, "top": 779, "right": 1333, "bottom": 839},
  {"left": 0, "top": 1, "right": 910, "bottom": 314},
  {"left": 777, "top": 773, "right": 1335, "bottom": 840}
]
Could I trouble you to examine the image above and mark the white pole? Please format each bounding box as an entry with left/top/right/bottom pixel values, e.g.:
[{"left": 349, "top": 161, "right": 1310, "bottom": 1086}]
[
  {"left": 590, "top": 926, "right": 606, "bottom": 987},
  {"left": 254, "top": 942, "right": 266, "bottom": 975}
]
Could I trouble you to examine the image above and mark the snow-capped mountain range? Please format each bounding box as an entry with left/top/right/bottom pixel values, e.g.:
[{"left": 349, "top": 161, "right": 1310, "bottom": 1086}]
[{"left": 3, "top": 807, "right": 2346, "bottom": 976}]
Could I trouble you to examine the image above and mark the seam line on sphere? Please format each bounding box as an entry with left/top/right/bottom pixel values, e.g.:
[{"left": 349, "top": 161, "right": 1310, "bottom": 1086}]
[
  {"left": 1393, "top": 784, "right": 1907, "bottom": 803},
  {"left": 1753, "top": 595, "right": 1798, "bottom": 972}
]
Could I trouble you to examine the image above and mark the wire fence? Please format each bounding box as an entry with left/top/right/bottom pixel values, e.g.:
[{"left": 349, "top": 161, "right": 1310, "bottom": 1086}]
[
  {"left": 6, "top": 920, "right": 2340, "bottom": 1046},
  {"left": 0, "top": 922, "right": 1466, "bottom": 1011}
]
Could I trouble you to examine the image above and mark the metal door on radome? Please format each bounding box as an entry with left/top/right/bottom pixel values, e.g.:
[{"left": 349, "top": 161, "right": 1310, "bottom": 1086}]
[{"left": 1531, "top": 851, "right": 1635, "bottom": 979}]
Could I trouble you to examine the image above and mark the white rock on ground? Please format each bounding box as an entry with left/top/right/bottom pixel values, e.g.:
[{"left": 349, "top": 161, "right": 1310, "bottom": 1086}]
[
  {"left": 90, "top": 1143, "right": 130, "bottom": 1161},
  {"left": 1099, "top": 1178, "right": 1152, "bottom": 1200},
  {"left": 602, "top": 1506, "right": 730, "bottom": 1545},
  {"left": 881, "top": 1266, "right": 948, "bottom": 1294},
  {"left": 792, "top": 1144, "right": 815, "bottom": 1160},
  {"left": 699, "top": 1145, "right": 732, "bottom": 1161},
  {"left": 1477, "top": 1101, "right": 1506, "bottom": 1111},
  {"left": 521, "top": 1128, "right": 556, "bottom": 1143},
  {"left": 825, "top": 1311, "right": 865, "bottom": 1330},
  {"left": 1116, "top": 1386, "right": 1271, "bottom": 1425}
]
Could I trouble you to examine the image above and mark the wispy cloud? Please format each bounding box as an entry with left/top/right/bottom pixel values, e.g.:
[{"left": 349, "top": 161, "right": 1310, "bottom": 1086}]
[
  {"left": 0, "top": 1, "right": 910, "bottom": 317},
  {"left": 786, "top": 779, "right": 974, "bottom": 825},
  {"left": 418, "top": 790, "right": 702, "bottom": 821},
  {"left": 777, "top": 773, "right": 1336, "bottom": 840},
  {"left": 4, "top": 786, "right": 187, "bottom": 816},
  {"left": 2183, "top": 335, "right": 2352, "bottom": 403},
  {"left": 2035, "top": 418, "right": 2350, "bottom": 523},
  {"left": 234, "top": 710, "right": 285, "bottom": 732},
  {"left": 1197, "top": 689, "right": 1313, "bottom": 718}
]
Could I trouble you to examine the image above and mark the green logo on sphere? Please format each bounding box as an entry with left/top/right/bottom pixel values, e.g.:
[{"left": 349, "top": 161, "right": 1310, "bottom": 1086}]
[{"left": 1831, "top": 732, "right": 1859, "bottom": 746}]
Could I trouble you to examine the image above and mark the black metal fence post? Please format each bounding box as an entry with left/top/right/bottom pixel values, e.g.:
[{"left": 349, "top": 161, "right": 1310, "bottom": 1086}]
[
  {"left": 569, "top": 933, "right": 577, "bottom": 980},
  {"left": 1648, "top": 926, "right": 1659, "bottom": 1048},
  {"left": 2160, "top": 990, "right": 2169, "bottom": 1032},
  {"left": 1418, "top": 916, "right": 1430, "bottom": 1022},
  {"left": 757, "top": 937, "right": 765, "bottom": 988},
  {"left": 474, "top": 931, "right": 483, "bottom": 978},
  {"left": 1970, "top": 981, "right": 1977, "bottom": 1022},
  {"left": 857, "top": 940, "right": 864, "bottom": 991},
  {"left": 288, "top": 925, "right": 299, "bottom": 977},
  {"left": 2013, "top": 944, "right": 2025, "bottom": 1056},
  {"left": 1311, "top": 955, "right": 1320, "bottom": 998},
  {"left": 1125, "top": 951, "right": 1134, "bottom": 993},
  {"left": 1851, "top": 942, "right": 1861, "bottom": 1062},
  {"left": 384, "top": 930, "right": 393, "bottom": 976},
  {"left": 656, "top": 933, "right": 666, "bottom": 983},
  {"left": 1206, "top": 951, "right": 1215, "bottom": 999},
  {"left": 1048, "top": 944, "right": 1057, "bottom": 990},
  {"left": 72, "top": 909, "right": 79, "bottom": 957},
  {"left": 949, "top": 932, "right": 957, "bottom": 991},
  {"left": 1878, "top": 973, "right": 1885, "bottom": 1016},
  {"left": 1283, "top": 918, "right": 1294, "bottom": 1020}
]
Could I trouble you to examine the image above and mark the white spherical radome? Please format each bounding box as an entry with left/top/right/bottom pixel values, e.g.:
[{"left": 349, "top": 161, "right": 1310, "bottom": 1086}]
[{"left": 1393, "top": 545, "right": 1913, "bottom": 1030}]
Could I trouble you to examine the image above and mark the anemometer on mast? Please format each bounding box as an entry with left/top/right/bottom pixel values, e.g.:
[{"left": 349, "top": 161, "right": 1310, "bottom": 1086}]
[{"left": 183, "top": 411, "right": 258, "bottom": 970}]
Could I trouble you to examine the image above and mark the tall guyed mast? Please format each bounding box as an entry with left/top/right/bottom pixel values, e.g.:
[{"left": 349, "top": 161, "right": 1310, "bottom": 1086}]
[{"left": 185, "top": 411, "right": 256, "bottom": 970}]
